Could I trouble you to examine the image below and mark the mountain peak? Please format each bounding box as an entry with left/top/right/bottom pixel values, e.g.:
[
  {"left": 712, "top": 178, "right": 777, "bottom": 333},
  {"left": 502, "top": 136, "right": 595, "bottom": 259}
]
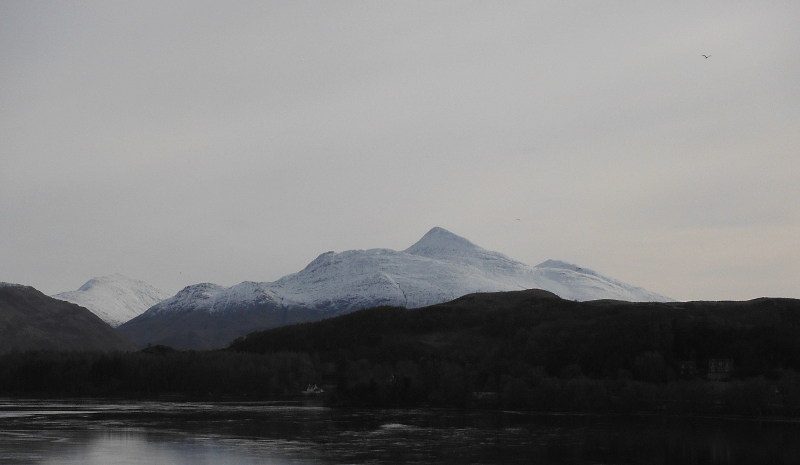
[
  {"left": 77, "top": 273, "right": 134, "bottom": 292},
  {"left": 404, "top": 227, "right": 483, "bottom": 256},
  {"left": 53, "top": 274, "right": 170, "bottom": 327}
]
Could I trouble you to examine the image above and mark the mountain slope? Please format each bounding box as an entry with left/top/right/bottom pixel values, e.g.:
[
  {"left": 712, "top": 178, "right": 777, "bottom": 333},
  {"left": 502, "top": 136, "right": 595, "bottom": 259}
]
[
  {"left": 532, "top": 260, "right": 672, "bottom": 302},
  {"left": 0, "top": 283, "right": 137, "bottom": 352},
  {"left": 52, "top": 274, "right": 170, "bottom": 327},
  {"left": 119, "top": 227, "right": 672, "bottom": 350}
]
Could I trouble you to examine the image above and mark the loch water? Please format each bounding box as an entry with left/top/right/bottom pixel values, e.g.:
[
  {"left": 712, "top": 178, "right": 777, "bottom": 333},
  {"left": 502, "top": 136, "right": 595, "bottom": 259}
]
[{"left": 1, "top": 399, "right": 800, "bottom": 464}]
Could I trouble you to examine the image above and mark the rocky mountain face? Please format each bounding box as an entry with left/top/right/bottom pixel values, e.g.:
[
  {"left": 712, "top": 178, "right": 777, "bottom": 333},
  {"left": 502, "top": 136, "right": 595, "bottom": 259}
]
[
  {"left": 118, "top": 227, "right": 672, "bottom": 350},
  {"left": 52, "top": 274, "right": 170, "bottom": 327},
  {"left": 0, "top": 283, "right": 137, "bottom": 352}
]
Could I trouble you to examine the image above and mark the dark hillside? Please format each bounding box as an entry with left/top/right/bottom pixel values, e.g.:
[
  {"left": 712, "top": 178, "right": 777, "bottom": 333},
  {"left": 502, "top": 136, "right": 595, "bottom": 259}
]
[
  {"left": 117, "top": 302, "right": 326, "bottom": 350},
  {"left": 230, "top": 290, "right": 800, "bottom": 379},
  {"left": 229, "top": 289, "right": 563, "bottom": 353},
  {"left": 229, "top": 289, "right": 800, "bottom": 410},
  {"left": 0, "top": 283, "right": 136, "bottom": 352}
]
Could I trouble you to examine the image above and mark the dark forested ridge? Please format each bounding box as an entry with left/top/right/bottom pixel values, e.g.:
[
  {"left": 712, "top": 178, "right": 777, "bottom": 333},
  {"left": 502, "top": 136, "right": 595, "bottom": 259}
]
[
  {"left": 230, "top": 289, "right": 800, "bottom": 380},
  {"left": 3, "top": 288, "right": 800, "bottom": 416},
  {"left": 227, "top": 289, "right": 800, "bottom": 413}
]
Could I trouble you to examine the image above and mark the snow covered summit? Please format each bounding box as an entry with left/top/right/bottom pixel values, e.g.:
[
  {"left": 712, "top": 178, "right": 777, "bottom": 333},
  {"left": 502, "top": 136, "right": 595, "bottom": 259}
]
[
  {"left": 405, "top": 226, "right": 487, "bottom": 257},
  {"left": 52, "top": 274, "right": 170, "bottom": 327},
  {"left": 118, "top": 228, "right": 673, "bottom": 350}
]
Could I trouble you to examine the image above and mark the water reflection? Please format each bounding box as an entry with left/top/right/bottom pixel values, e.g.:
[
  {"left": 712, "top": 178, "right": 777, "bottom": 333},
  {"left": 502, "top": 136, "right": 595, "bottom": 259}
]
[
  {"left": 1, "top": 400, "right": 800, "bottom": 464},
  {"left": 40, "top": 430, "right": 303, "bottom": 465}
]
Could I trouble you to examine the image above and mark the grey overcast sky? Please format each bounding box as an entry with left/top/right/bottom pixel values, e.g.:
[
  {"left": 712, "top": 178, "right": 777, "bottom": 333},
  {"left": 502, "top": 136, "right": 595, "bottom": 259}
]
[{"left": 1, "top": 1, "right": 798, "bottom": 301}]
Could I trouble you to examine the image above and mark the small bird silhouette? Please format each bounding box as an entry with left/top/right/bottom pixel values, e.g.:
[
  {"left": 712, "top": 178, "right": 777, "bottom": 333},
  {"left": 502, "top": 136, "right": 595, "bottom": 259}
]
[{"left": 702, "top": 55, "right": 711, "bottom": 59}]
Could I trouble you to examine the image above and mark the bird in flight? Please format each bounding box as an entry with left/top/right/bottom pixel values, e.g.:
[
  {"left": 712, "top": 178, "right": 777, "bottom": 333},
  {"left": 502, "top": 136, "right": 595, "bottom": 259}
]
[{"left": 702, "top": 55, "right": 711, "bottom": 59}]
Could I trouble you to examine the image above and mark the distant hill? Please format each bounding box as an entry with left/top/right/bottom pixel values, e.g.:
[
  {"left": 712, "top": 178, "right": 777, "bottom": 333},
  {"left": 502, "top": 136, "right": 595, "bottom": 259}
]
[
  {"left": 0, "top": 283, "right": 137, "bottom": 352},
  {"left": 119, "top": 227, "right": 672, "bottom": 350},
  {"left": 52, "top": 274, "right": 170, "bottom": 327}
]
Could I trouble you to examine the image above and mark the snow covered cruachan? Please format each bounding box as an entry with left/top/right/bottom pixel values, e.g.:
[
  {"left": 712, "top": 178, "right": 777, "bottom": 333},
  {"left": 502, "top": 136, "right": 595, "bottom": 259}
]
[{"left": 118, "top": 227, "right": 673, "bottom": 350}]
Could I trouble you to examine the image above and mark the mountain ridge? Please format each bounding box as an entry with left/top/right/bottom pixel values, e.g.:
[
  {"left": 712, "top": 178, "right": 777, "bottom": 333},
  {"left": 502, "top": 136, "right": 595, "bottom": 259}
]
[{"left": 118, "top": 227, "right": 672, "bottom": 350}]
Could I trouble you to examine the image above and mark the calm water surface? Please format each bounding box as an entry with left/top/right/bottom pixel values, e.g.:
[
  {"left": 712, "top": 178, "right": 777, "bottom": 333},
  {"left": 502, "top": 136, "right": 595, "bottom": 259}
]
[{"left": 1, "top": 399, "right": 799, "bottom": 464}]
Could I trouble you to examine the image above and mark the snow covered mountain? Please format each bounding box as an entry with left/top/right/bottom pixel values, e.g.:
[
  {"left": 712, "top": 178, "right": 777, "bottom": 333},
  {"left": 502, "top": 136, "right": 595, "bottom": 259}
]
[
  {"left": 52, "top": 274, "right": 170, "bottom": 327},
  {"left": 118, "top": 227, "right": 672, "bottom": 350}
]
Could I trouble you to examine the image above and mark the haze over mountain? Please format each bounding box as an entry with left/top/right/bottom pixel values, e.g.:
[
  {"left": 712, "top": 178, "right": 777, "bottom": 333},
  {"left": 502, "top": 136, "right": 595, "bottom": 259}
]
[
  {"left": 52, "top": 274, "right": 170, "bottom": 327},
  {"left": 0, "top": 283, "right": 136, "bottom": 353},
  {"left": 118, "top": 228, "right": 672, "bottom": 350}
]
